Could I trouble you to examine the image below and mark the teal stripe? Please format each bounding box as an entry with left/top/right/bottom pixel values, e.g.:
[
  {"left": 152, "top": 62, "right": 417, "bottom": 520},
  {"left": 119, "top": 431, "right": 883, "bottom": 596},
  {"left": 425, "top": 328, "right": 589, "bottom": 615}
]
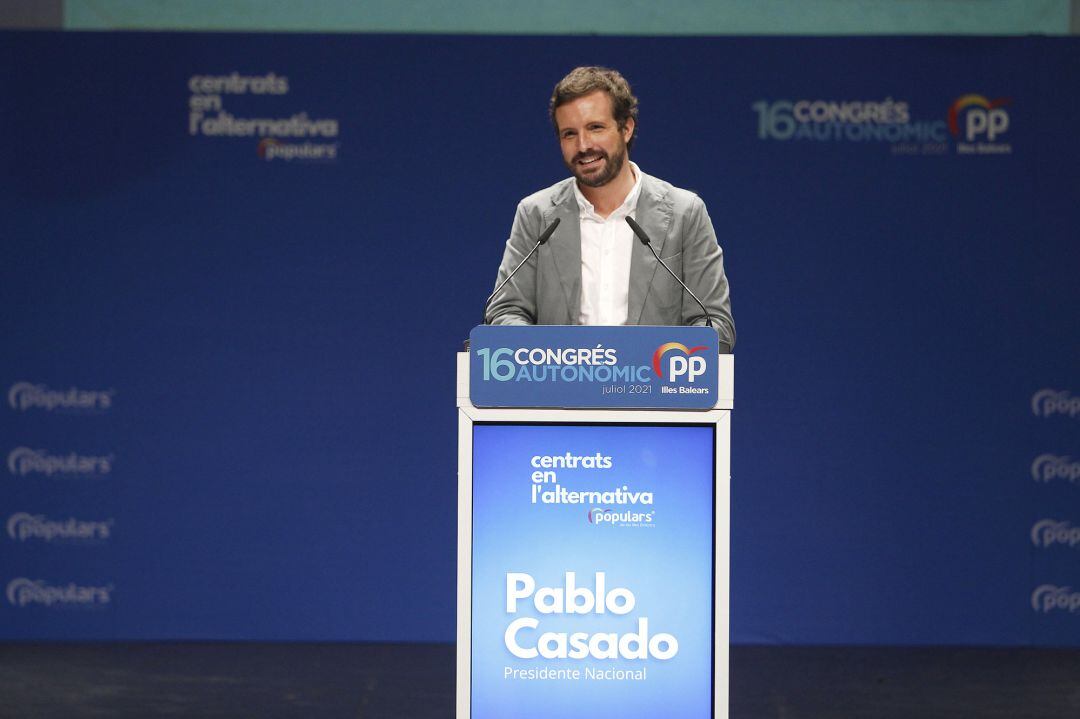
[{"left": 64, "top": 0, "right": 1073, "bottom": 35}]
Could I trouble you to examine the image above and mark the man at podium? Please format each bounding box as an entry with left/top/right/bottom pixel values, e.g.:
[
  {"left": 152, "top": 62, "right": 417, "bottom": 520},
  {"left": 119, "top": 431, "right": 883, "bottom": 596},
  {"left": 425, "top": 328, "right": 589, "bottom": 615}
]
[{"left": 485, "top": 66, "right": 736, "bottom": 354}]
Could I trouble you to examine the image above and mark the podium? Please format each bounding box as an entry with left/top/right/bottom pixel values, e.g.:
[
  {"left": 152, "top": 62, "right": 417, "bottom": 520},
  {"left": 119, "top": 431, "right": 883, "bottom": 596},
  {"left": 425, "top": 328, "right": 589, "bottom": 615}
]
[{"left": 457, "top": 325, "right": 733, "bottom": 719}]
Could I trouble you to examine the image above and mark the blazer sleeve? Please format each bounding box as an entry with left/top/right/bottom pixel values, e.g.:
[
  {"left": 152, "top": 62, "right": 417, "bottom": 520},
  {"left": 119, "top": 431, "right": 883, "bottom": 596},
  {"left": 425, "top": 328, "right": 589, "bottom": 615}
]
[
  {"left": 682, "top": 196, "right": 736, "bottom": 353},
  {"left": 485, "top": 201, "right": 539, "bottom": 325}
]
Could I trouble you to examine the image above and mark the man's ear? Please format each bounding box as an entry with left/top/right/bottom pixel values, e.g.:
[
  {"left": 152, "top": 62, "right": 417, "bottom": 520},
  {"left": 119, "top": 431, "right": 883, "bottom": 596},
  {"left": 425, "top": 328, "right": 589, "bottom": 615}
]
[{"left": 621, "top": 117, "right": 635, "bottom": 144}]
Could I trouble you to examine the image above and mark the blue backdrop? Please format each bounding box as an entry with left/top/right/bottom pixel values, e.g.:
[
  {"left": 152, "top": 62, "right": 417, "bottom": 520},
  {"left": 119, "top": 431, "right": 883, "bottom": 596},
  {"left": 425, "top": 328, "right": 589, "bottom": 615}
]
[{"left": 1, "top": 32, "right": 1078, "bottom": 645}]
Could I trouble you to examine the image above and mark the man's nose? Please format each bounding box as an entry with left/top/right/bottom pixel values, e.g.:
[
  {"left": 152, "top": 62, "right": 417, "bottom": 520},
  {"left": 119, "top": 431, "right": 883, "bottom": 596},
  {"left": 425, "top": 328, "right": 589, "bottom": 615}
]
[{"left": 575, "top": 133, "right": 592, "bottom": 153}]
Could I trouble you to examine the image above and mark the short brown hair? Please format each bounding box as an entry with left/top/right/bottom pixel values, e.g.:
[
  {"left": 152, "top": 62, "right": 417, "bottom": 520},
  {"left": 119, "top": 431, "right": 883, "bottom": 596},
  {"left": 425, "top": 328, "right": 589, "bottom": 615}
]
[{"left": 549, "top": 66, "right": 639, "bottom": 149}]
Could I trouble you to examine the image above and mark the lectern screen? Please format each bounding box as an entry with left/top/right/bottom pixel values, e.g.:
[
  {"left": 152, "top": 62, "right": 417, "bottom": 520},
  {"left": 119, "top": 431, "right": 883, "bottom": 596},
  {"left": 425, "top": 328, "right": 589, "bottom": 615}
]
[{"left": 471, "top": 422, "right": 715, "bottom": 719}]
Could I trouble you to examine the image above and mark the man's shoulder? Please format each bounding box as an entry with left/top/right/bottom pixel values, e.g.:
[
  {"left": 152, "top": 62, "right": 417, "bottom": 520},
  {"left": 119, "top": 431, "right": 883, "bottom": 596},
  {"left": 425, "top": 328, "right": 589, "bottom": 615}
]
[
  {"left": 514, "top": 172, "right": 705, "bottom": 215},
  {"left": 638, "top": 172, "right": 706, "bottom": 218},
  {"left": 641, "top": 172, "right": 702, "bottom": 208},
  {"left": 518, "top": 177, "right": 576, "bottom": 211}
]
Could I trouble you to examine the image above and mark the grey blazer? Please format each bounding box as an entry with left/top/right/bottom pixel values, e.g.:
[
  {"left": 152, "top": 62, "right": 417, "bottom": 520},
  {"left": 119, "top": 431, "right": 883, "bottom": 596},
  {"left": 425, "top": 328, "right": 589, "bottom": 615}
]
[{"left": 485, "top": 172, "right": 736, "bottom": 353}]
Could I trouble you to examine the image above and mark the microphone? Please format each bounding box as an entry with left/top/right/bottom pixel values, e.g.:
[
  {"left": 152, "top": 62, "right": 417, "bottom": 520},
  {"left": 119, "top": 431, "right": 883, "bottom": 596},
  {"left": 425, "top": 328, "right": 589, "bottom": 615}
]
[
  {"left": 624, "top": 216, "right": 715, "bottom": 330},
  {"left": 483, "top": 217, "right": 561, "bottom": 325}
]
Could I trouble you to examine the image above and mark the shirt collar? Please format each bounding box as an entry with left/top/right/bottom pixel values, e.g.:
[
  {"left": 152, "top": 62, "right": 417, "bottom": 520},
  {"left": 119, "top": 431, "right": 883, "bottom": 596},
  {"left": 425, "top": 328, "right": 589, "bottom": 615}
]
[{"left": 573, "top": 161, "right": 643, "bottom": 220}]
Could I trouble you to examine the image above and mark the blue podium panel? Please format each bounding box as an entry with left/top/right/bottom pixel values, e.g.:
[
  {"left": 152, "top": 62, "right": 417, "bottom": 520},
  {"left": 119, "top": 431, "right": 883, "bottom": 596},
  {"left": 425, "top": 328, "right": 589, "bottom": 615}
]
[
  {"left": 469, "top": 326, "right": 720, "bottom": 410},
  {"left": 470, "top": 423, "right": 715, "bottom": 719}
]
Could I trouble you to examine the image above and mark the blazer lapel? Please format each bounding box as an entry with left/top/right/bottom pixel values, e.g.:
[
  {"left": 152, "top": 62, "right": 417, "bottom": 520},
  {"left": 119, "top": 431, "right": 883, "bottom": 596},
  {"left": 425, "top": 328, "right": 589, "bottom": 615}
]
[
  {"left": 627, "top": 174, "right": 672, "bottom": 325},
  {"left": 546, "top": 182, "right": 582, "bottom": 324}
]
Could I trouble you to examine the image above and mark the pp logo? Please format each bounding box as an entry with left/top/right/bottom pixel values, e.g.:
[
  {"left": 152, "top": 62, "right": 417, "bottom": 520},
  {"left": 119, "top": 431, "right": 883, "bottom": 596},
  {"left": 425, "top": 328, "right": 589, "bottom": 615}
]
[
  {"left": 948, "top": 94, "right": 1010, "bottom": 142},
  {"left": 652, "top": 343, "right": 707, "bottom": 383}
]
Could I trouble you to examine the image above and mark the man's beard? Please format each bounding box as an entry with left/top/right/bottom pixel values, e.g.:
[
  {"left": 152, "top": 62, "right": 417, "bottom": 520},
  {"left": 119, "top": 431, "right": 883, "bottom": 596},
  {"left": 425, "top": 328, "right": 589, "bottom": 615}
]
[{"left": 569, "top": 142, "right": 627, "bottom": 188}]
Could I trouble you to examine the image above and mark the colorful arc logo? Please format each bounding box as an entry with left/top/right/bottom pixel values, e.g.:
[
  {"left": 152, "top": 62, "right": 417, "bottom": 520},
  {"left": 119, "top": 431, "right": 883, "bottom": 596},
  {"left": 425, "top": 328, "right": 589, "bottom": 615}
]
[
  {"left": 947, "top": 94, "right": 1010, "bottom": 137},
  {"left": 587, "top": 507, "right": 611, "bottom": 524},
  {"left": 652, "top": 343, "right": 707, "bottom": 378},
  {"left": 257, "top": 138, "right": 281, "bottom": 158}
]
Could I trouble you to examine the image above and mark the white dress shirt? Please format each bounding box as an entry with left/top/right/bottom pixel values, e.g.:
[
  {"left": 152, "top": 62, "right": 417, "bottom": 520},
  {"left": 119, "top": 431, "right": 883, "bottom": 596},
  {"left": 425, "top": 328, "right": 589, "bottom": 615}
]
[{"left": 574, "top": 162, "right": 644, "bottom": 326}]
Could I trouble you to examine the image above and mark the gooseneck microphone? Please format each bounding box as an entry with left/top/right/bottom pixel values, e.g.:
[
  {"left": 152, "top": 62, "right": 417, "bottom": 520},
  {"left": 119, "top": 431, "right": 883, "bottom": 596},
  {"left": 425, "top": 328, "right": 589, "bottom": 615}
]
[
  {"left": 624, "top": 216, "right": 715, "bottom": 330},
  {"left": 483, "top": 217, "right": 561, "bottom": 325}
]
